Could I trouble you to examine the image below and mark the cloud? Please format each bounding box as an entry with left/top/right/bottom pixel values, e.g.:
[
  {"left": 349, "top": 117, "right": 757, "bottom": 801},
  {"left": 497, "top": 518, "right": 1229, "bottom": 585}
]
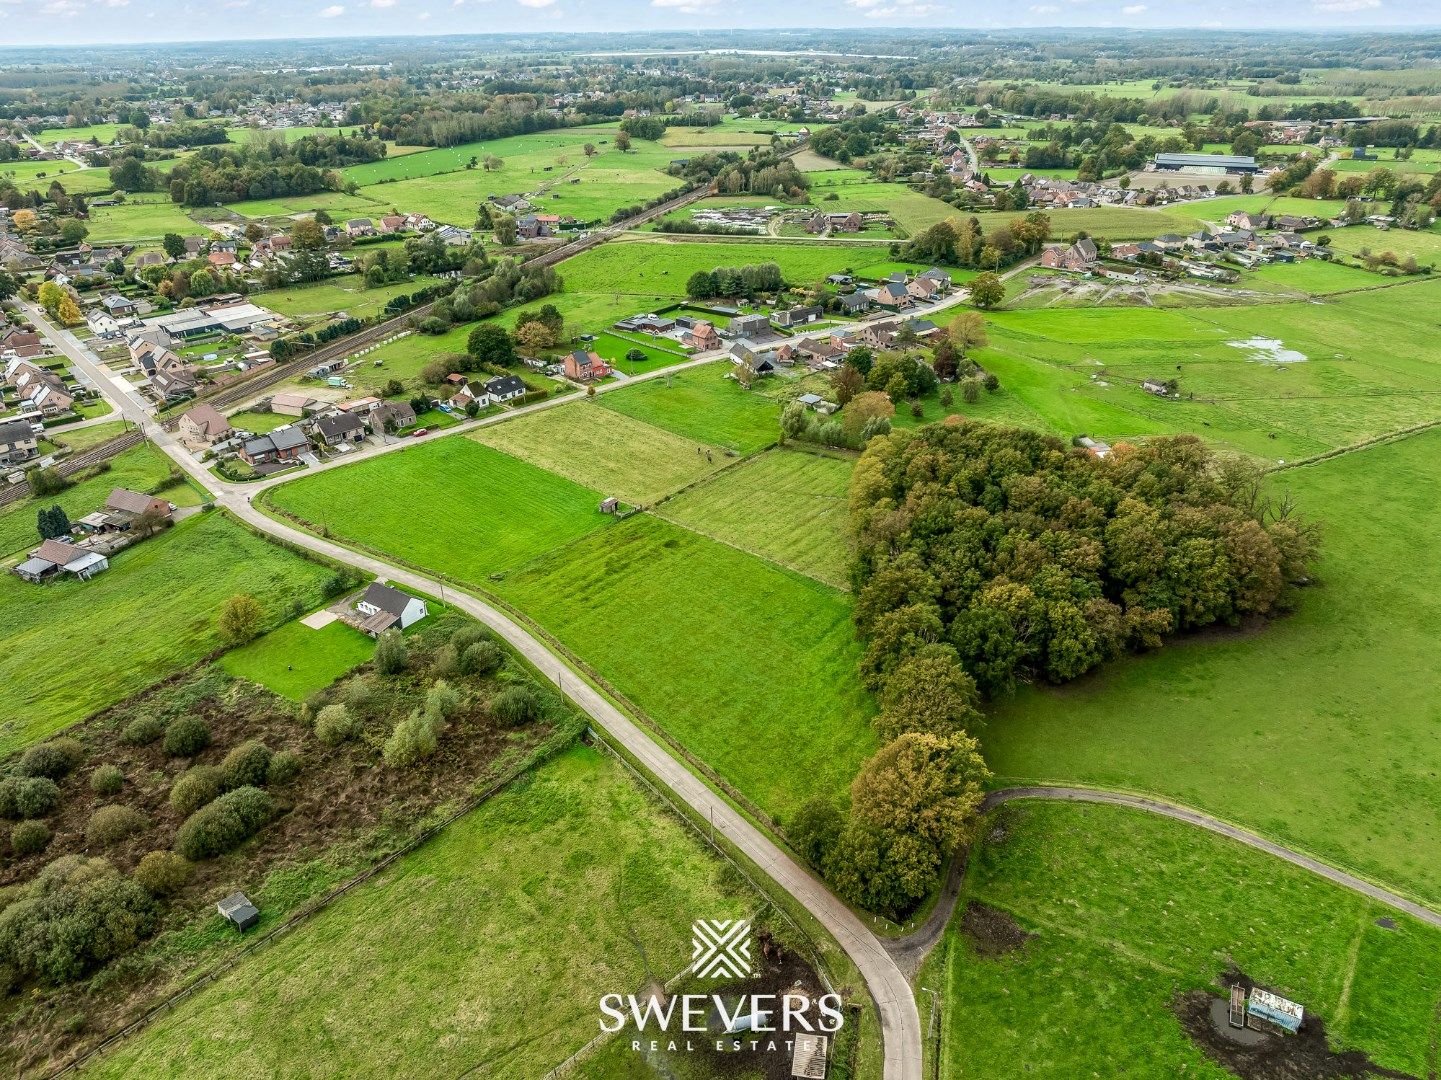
[
  {"left": 371, "top": 0, "right": 395, "bottom": 6},
  {"left": 319, "top": 3, "right": 344, "bottom": 12},
  {"left": 516, "top": 0, "right": 557, "bottom": 7},
  {"left": 1029, "top": 3, "right": 1060, "bottom": 11},
  {"left": 1313, "top": 0, "right": 1379, "bottom": 9},
  {"left": 844, "top": 0, "right": 940, "bottom": 14},
  {"left": 38, "top": 0, "right": 82, "bottom": 14},
  {"left": 1121, "top": 2, "right": 1146, "bottom": 11},
  {"left": 99, "top": 0, "right": 130, "bottom": 7},
  {"left": 652, "top": 0, "right": 719, "bottom": 11}
]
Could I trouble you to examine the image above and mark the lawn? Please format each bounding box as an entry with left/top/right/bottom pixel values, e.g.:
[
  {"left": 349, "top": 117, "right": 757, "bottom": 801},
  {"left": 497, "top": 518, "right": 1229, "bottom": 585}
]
[
  {"left": 84, "top": 745, "right": 750, "bottom": 1079},
  {"left": 256, "top": 274, "right": 440, "bottom": 326},
  {"left": 49, "top": 419, "right": 130, "bottom": 452},
  {"left": 32, "top": 122, "right": 123, "bottom": 145},
  {"left": 264, "top": 437, "right": 609, "bottom": 579},
  {"left": 0, "top": 512, "right": 336, "bottom": 755},
  {"left": 0, "top": 442, "right": 186, "bottom": 557},
  {"left": 471, "top": 400, "right": 726, "bottom": 506},
  {"left": 598, "top": 361, "right": 781, "bottom": 453},
  {"left": 227, "top": 409, "right": 295, "bottom": 434},
  {"left": 983, "top": 428, "right": 1441, "bottom": 910},
  {"left": 227, "top": 190, "right": 391, "bottom": 222},
  {"left": 83, "top": 198, "right": 204, "bottom": 243},
  {"left": 658, "top": 447, "right": 854, "bottom": 589},
  {"left": 219, "top": 617, "right": 374, "bottom": 701},
  {"left": 493, "top": 514, "right": 878, "bottom": 820},
  {"left": 1325, "top": 222, "right": 1441, "bottom": 268},
  {"left": 925, "top": 801, "right": 1441, "bottom": 1080}
]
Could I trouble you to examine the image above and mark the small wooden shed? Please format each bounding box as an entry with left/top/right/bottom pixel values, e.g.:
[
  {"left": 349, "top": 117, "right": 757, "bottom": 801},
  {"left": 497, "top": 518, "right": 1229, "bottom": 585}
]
[{"left": 217, "top": 891, "right": 260, "bottom": 932}]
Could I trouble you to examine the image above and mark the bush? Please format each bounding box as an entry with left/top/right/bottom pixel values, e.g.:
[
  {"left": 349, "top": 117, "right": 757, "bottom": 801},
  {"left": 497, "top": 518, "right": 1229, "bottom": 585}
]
[
  {"left": 174, "top": 787, "right": 275, "bottom": 861},
  {"left": 219, "top": 740, "right": 273, "bottom": 790},
  {"left": 382, "top": 712, "right": 438, "bottom": 768},
  {"left": 459, "top": 641, "right": 503, "bottom": 677},
  {"left": 86, "top": 806, "right": 149, "bottom": 849},
  {"left": 169, "top": 765, "right": 223, "bottom": 817},
  {"left": 341, "top": 676, "right": 377, "bottom": 714},
  {"left": 425, "top": 680, "right": 461, "bottom": 720},
  {"left": 449, "top": 625, "right": 492, "bottom": 653},
  {"left": 0, "top": 856, "right": 158, "bottom": 985},
  {"left": 163, "top": 716, "right": 211, "bottom": 758},
  {"left": 133, "top": 851, "right": 192, "bottom": 897},
  {"left": 121, "top": 715, "right": 165, "bottom": 746},
  {"left": 266, "top": 750, "right": 302, "bottom": 787},
  {"left": 18, "top": 739, "right": 85, "bottom": 780},
  {"left": 315, "top": 703, "right": 359, "bottom": 745},
  {"left": 374, "top": 628, "right": 408, "bottom": 674},
  {"left": 430, "top": 643, "right": 460, "bottom": 678},
  {"left": 0, "top": 777, "right": 61, "bottom": 820},
  {"left": 11, "top": 821, "right": 51, "bottom": 856},
  {"left": 490, "top": 684, "right": 542, "bottom": 727},
  {"left": 90, "top": 765, "right": 124, "bottom": 797}
]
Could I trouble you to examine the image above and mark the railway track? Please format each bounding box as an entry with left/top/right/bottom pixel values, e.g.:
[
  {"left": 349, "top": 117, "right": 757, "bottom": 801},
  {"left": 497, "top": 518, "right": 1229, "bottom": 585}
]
[{"left": 0, "top": 429, "right": 146, "bottom": 509}]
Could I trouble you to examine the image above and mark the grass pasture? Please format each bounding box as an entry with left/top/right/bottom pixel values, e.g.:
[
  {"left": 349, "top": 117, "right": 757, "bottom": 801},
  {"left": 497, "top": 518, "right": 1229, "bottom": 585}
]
[
  {"left": 659, "top": 447, "right": 854, "bottom": 589},
  {"left": 493, "top": 514, "right": 878, "bottom": 819},
  {"left": 265, "top": 437, "right": 608, "bottom": 580},
  {"left": 257, "top": 274, "right": 440, "bottom": 327},
  {"left": 0, "top": 512, "right": 335, "bottom": 754},
  {"left": 471, "top": 401, "right": 723, "bottom": 505},
  {"left": 82, "top": 198, "right": 203, "bottom": 242},
  {"left": 984, "top": 428, "right": 1441, "bottom": 910},
  {"left": 84, "top": 746, "right": 749, "bottom": 1079},
  {"left": 927, "top": 801, "right": 1441, "bottom": 1080},
  {"left": 220, "top": 617, "right": 374, "bottom": 701},
  {"left": 597, "top": 361, "right": 781, "bottom": 453}
]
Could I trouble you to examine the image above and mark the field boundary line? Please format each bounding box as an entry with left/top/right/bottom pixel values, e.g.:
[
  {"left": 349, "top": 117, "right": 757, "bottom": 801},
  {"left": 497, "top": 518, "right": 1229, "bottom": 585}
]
[
  {"left": 1268, "top": 417, "right": 1441, "bottom": 472},
  {"left": 45, "top": 720, "right": 584, "bottom": 1079}
]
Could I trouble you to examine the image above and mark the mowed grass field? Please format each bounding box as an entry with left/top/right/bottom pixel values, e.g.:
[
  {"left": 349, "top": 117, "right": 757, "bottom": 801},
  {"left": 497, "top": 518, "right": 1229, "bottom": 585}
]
[
  {"left": 597, "top": 361, "right": 781, "bottom": 453},
  {"left": 257, "top": 274, "right": 440, "bottom": 325},
  {"left": 340, "top": 124, "right": 620, "bottom": 185},
  {"left": 659, "top": 447, "right": 854, "bottom": 589},
  {"left": 220, "top": 617, "right": 374, "bottom": 701},
  {"left": 471, "top": 401, "right": 725, "bottom": 505},
  {"left": 265, "top": 438, "right": 609, "bottom": 580},
  {"left": 82, "top": 198, "right": 204, "bottom": 242},
  {"left": 493, "top": 514, "right": 878, "bottom": 819},
  {"left": 84, "top": 746, "right": 750, "bottom": 1079},
  {"left": 228, "top": 190, "right": 392, "bottom": 222},
  {"left": 0, "top": 512, "right": 335, "bottom": 755},
  {"left": 926, "top": 802, "right": 1441, "bottom": 1080},
  {"left": 984, "top": 428, "right": 1441, "bottom": 909}
]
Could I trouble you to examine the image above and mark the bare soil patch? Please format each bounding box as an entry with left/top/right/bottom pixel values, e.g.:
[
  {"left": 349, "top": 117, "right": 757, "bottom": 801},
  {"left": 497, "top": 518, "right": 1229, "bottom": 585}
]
[{"left": 960, "top": 901, "right": 1034, "bottom": 959}]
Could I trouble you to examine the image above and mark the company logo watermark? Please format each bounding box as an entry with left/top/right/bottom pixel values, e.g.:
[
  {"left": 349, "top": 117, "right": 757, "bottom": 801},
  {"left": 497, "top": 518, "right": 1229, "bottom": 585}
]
[{"left": 690, "top": 919, "right": 752, "bottom": 978}]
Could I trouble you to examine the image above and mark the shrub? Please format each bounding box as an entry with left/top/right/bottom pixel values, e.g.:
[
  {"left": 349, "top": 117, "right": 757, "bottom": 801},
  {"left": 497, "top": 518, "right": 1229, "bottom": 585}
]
[
  {"left": 460, "top": 641, "right": 503, "bottom": 677},
  {"left": 425, "top": 680, "right": 461, "bottom": 720},
  {"left": 374, "top": 628, "right": 408, "bottom": 674},
  {"left": 0, "top": 856, "right": 157, "bottom": 985},
  {"left": 11, "top": 821, "right": 51, "bottom": 856},
  {"left": 383, "top": 712, "right": 438, "bottom": 768},
  {"left": 169, "top": 766, "right": 223, "bottom": 817},
  {"left": 18, "top": 739, "right": 86, "bottom": 780},
  {"left": 133, "top": 851, "right": 191, "bottom": 897},
  {"left": 490, "top": 684, "right": 542, "bottom": 727},
  {"left": 89, "top": 765, "right": 125, "bottom": 797},
  {"left": 86, "top": 806, "right": 149, "bottom": 849},
  {"left": 341, "top": 676, "right": 377, "bottom": 714},
  {"left": 0, "top": 777, "right": 61, "bottom": 820},
  {"left": 163, "top": 716, "right": 211, "bottom": 758},
  {"left": 174, "top": 787, "right": 275, "bottom": 860},
  {"left": 266, "top": 751, "right": 302, "bottom": 787},
  {"left": 430, "top": 644, "right": 460, "bottom": 678},
  {"left": 219, "top": 740, "right": 273, "bottom": 790},
  {"left": 315, "top": 703, "right": 358, "bottom": 745},
  {"left": 121, "top": 715, "right": 165, "bottom": 746},
  {"left": 450, "top": 625, "right": 491, "bottom": 653}
]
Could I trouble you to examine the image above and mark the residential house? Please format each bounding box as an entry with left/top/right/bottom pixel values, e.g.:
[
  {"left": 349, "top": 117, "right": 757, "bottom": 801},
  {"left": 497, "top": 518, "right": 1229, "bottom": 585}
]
[
  {"left": 207, "top": 251, "right": 237, "bottom": 270},
  {"left": 790, "top": 336, "right": 845, "bottom": 367},
  {"left": 1040, "top": 238, "right": 1099, "bottom": 272},
  {"left": 101, "top": 293, "right": 139, "bottom": 317},
  {"left": 151, "top": 365, "right": 197, "bottom": 403},
  {"left": 484, "top": 374, "right": 527, "bottom": 403},
  {"left": 870, "top": 280, "right": 913, "bottom": 308},
  {"left": 918, "top": 268, "right": 953, "bottom": 290},
  {"left": 355, "top": 581, "right": 428, "bottom": 636},
  {"left": 14, "top": 538, "right": 109, "bottom": 583},
  {"left": 240, "top": 426, "right": 309, "bottom": 465},
  {"left": 1153, "top": 234, "right": 1188, "bottom": 253},
  {"left": 682, "top": 321, "right": 722, "bottom": 351},
  {"left": 1226, "top": 211, "right": 1270, "bottom": 230},
  {"left": 380, "top": 215, "right": 406, "bottom": 233},
  {"left": 907, "top": 276, "right": 942, "bottom": 302},
  {"left": 314, "top": 411, "right": 367, "bottom": 448},
  {"left": 270, "top": 392, "right": 318, "bottom": 417},
  {"left": 345, "top": 218, "right": 375, "bottom": 237},
  {"left": 729, "top": 313, "right": 772, "bottom": 339},
  {"left": 0, "top": 418, "right": 39, "bottom": 466},
  {"left": 0, "top": 328, "right": 46, "bottom": 359},
  {"left": 176, "top": 403, "right": 234, "bottom": 450},
  {"left": 775, "top": 305, "right": 823, "bottom": 328},
  {"left": 835, "top": 291, "right": 873, "bottom": 315},
  {"left": 105, "top": 487, "right": 173, "bottom": 523},
  {"left": 562, "top": 348, "right": 612, "bottom": 382},
  {"left": 368, "top": 400, "right": 416, "bottom": 433},
  {"left": 515, "top": 214, "right": 551, "bottom": 240}
]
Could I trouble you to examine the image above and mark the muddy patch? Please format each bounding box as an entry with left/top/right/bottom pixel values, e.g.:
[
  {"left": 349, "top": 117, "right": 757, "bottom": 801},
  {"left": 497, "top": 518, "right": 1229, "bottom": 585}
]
[
  {"left": 961, "top": 901, "right": 1033, "bottom": 959},
  {"left": 1175, "top": 968, "right": 1418, "bottom": 1080}
]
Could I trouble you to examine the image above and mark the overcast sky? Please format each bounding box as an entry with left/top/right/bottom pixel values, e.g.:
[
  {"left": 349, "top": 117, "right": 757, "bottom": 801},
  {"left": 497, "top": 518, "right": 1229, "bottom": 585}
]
[{"left": 0, "top": 0, "right": 1436, "bottom": 48}]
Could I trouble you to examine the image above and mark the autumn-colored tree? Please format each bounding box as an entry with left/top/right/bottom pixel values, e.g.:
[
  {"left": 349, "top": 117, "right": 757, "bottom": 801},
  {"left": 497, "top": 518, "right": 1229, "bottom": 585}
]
[
  {"left": 947, "top": 311, "right": 988, "bottom": 356},
  {"left": 37, "top": 280, "right": 65, "bottom": 315},
  {"left": 56, "top": 294, "right": 82, "bottom": 326},
  {"left": 11, "top": 209, "right": 37, "bottom": 232},
  {"left": 290, "top": 218, "right": 325, "bottom": 250},
  {"left": 831, "top": 363, "right": 863, "bottom": 407},
  {"left": 614, "top": 131, "right": 632, "bottom": 152},
  {"left": 841, "top": 390, "right": 894, "bottom": 440},
  {"left": 968, "top": 272, "right": 1004, "bottom": 310},
  {"left": 875, "top": 645, "right": 983, "bottom": 742},
  {"left": 514, "top": 321, "right": 556, "bottom": 352}
]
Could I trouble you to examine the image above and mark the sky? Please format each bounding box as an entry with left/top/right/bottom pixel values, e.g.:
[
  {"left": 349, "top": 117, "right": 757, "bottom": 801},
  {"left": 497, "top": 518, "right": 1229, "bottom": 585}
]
[{"left": 0, "top": 0, "right": 1437, "bottom": 48}]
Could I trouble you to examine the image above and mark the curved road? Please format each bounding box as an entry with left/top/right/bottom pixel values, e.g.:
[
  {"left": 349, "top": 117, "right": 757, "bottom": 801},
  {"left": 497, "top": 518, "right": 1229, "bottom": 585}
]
[{"left": 19, "top": 305, "right": 925, "bottom": 1080}]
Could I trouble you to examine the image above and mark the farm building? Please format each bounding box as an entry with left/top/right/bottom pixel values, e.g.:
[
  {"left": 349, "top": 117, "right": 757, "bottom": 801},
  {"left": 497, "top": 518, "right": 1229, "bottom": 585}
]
[
  {"left": 1153, "top": 153, "right": 1259, "bottom": 174},
  {"left": 14, "top": 539, "right": 110, "bottom": 583}
]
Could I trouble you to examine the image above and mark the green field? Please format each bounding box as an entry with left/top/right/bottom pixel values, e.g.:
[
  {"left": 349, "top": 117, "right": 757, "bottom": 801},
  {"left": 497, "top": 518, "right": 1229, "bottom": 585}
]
[
  {"left": 83, "top": 198, "right": 204, "bottom": 242},
  {"left": 471, "top": 400, "right": 725, "bottom": 505},
  {"left": 32, "top": 122, "right": 123, "bottom": 145},
  {"left": 0, "top": 512, "right": 335, "bottom": 754},
  {"left": 341, "top": 124, "right": 620, "bottom": 185},
  {"left": 227, "top": 190, "right": 391, "bottom": 222},
  {"left": 927, "top": 801, "right": 1441, "bottom": 1080},
  {"left": 984, "top": 428, "right": 1441, "bottom": 909},
  {"left": 49, "top": 420, "right": 130, "bottom": 452},
  {"left": 493, "top": 514, "right": 877, "bottom": 820},
  {"left": 256, "top": 274, "right": 440, "bottom": 326},
  {"left": 265, "top": 437, "right": 609, "bottom": 579},
  {"left": 1325, "top": 223, "right": 1441, "bottom": 268},
  {"left": 219, "top": 617, "right": 374, "bottom": 701},
  {"left": 805, "top": 174, "right": 961, "bottom": 233},
  {"left": 659, "top": 447, "right": 853, "bottom": 589},
  {"left": 597, "top": 361, "right": 781, "bottom": 453},
  {"left": 226, "top": 409, "right": 296, "bottom": 434},
  {"left": 0, "top": 442, "right": 189, "bottom": 557},
  {"left": 84, "top": 745, "right": 748, "bottom": 1079}
]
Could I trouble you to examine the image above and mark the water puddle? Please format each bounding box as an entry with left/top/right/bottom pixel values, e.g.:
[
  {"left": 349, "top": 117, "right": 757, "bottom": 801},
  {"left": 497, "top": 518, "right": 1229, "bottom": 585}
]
[{"left": 1227, "top": 337, "right": 1308, "bottom": 363}]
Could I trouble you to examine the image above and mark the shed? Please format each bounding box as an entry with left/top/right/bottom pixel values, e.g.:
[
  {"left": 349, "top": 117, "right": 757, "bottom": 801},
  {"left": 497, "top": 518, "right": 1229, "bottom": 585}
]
[
  {"left": 217, "top": 891, "right": 260, "bottom": 931},
  {"left": 599, "top": 496, "right": 619, "bottom": 514}
]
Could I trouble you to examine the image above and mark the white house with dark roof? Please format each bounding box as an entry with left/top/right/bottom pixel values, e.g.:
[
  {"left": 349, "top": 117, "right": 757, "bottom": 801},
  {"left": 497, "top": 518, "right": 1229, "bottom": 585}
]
[{"left": 354, "top": 581, "right": 428, "bottom": 636}]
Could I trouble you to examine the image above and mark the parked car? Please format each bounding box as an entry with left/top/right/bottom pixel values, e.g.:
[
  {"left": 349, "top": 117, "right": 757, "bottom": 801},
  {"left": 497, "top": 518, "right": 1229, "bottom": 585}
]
[{"left": 411, "top": 428, "right": 428, "bottom": 437}]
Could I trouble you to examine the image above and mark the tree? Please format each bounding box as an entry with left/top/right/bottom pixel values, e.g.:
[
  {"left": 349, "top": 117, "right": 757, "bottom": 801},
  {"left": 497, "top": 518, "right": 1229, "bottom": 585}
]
[
  {"left": 614, "top": 131, "right": 632, "bottom": 152},
  {"left": 37, "top": 280, "right": 65, "bottom": 315},
  {"left": 29, "top": 467, "right": 69, "bottom": 497},
  {"left": 968, "top": 272, "right": 1004, "bottom": 310},
  {"left": 482, "top": 154, "right": 503, "bottom": 172},
  {"left": 218, "top": 594, "right": 263, "bottom": 645},
  {"left": 947, "top": 311, "right": 988, "bottom": 356},
  {"left": 841, "top": 391, "right": 895, "bottom": 440},
  {"left": 291, "top": 218, "right": 326, "bottom": 250},
  {"left": 583, "top": 142, "right": 597, "bottom": 158},
  {"left": 780, "top": 400, "right": 807, "bottom": 442},
  {"left": 56, "top": 293, "right": 82, "bottom": 326},
  {"left": 0, "top": 268, "right": 18, "bottom": 303},
  {"left": 375, "top": 628, "right": 408, "bottom": 674},
  {"left": 492, "top": 213, "right": 517, "bottom": 246},
  {"left": 467, "top": 323, "right": 517, "bottom": 367},
  {"left": 133, "top": 507, "right": 169, "bottom": 538},
  {"left": 58, "top": 219, "right": 88, "bottom": 245},
  {"left": 37, "top": 505, "right": 71, "bottom": 540},
  {"left": 831, "top": 364, "right": 863, "bottom": 407},
  {"left": 875, "top": 646, "right": 983, "bottom": 742},
  {"left": 514, "top": 321, "right": 556, "bottom": 352}
]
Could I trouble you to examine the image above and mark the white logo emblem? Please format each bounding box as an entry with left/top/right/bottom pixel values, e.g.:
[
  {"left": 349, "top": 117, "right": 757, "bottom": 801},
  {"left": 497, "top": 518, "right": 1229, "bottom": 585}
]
[{"left": 690, "top": 919, "right": 752, "bottom": 978}]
